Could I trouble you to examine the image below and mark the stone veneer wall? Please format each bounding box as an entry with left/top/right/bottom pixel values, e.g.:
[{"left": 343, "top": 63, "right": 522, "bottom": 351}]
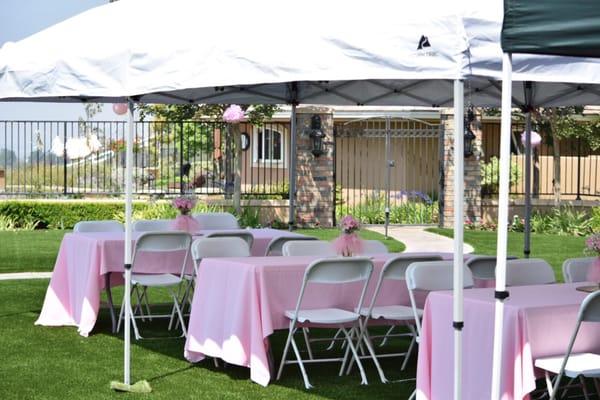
[
  {"left": 441, "top": 111, "right": 482, "bottom": 228},
  {"left": 294, "top": 106, "right": 335, "bottom": 227}
]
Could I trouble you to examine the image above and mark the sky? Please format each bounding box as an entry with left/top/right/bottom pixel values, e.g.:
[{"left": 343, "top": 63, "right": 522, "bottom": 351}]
[{"left": 0, "top": 0, "right": 124, "bottom": 122}]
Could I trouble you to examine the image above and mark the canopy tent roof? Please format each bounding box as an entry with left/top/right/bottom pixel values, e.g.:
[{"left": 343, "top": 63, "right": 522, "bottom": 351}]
[
  {"left": 0, "top": 0, "right": 468, "bottom": 105},
  {"left": 501, "top": 0, "right": 600, "bottom": 58}
]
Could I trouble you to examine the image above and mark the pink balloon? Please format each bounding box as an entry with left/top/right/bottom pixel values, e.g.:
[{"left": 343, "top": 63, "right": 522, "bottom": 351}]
[
  {"left": 520, "top": 130, "right": 542, "bottom": 148},
  {"left": 112, "top": 103, "right": 128, "bottom": 115}
]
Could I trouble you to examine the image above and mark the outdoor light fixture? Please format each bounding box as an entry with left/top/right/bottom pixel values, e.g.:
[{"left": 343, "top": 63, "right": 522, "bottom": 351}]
[
  {"left": 464, "top": 108, "right": 477, "bottom": 158},
  {"left": 309, "top": 114, "right": 326, "bottom": 157}
]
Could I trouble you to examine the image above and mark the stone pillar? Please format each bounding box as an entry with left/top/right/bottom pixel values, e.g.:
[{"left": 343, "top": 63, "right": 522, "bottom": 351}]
[
  {"left": 440, "top": 110, "right": 482, "bottom": 228},
  {"left": 295, "top": 106, "right": 335, "bottom": 227}
]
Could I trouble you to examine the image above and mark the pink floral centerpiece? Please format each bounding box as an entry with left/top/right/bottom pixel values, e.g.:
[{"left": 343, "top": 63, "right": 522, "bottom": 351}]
[
  {"left": 585, "top": 233, "right": 600, "bottom": 284},
  {"left": 333, "top": 215, "right": 363, "bottom": 257},
  {"left": 222, "top": 104, "right": 245, "bottom": 123},
  {"left": 171, "top": 195, "right": 201, "bottom": 233}
]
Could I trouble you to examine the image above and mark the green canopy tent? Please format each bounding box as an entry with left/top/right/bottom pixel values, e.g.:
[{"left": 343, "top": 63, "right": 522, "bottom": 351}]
[{"left": 492, "top": 2, "right": 600, "bottom": 399}]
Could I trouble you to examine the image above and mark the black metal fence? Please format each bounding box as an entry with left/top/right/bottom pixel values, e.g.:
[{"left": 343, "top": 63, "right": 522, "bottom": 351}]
[
  {"left": 0, "top": 120, "right": 289, "bottom": 198},
  {"left": 481, "top": 121, "right": 600, "bottom": 199}
]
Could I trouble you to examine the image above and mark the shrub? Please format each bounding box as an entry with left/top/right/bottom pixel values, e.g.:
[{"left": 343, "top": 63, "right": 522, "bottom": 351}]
[
  {"left": 480, "top": 156, "right": 522, "bottom": 194},
  {"left": 592, "top": 207, "right": 600, "bottom": 232},
  {"left": 530, "top": 206, "right": 593, "bottom": 236}
]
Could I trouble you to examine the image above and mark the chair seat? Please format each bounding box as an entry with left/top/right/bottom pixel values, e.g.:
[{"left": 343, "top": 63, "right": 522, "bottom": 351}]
[
  {"left": 131, "top": 273, "right": 182, "bottom": 287},
  {"left": 285, "top": 308, "right": 360, "bottom": 324},
  {"left": 535, "top": 353, "right": 600, "bottom": 378},
  {"left": 358, "top": 305, "right": 422, "bottom": 320}
]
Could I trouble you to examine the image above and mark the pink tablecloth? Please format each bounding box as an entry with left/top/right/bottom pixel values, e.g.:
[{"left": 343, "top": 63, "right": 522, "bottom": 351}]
[
  {"left": 35, "top": 228, "right": 305, "bottom": 336},
  {"left": 184, "top": 252, "right": 463, "bottom": 386},
  {"left": 416, "top": 283, "right": 600, "bottom": 400}
]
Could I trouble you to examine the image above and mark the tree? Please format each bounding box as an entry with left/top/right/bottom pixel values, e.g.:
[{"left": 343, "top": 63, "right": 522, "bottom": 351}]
[{"left": 0, "top": 149, "right": 18, "bottom": 165}]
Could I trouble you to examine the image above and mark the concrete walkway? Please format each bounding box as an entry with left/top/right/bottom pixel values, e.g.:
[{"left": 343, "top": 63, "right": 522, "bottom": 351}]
[
  {"left": 367, "top": 225, "right": 474, "bottom": 253},
  {"left": 0, "top": 272, "right": 52, "bottom": 281}
]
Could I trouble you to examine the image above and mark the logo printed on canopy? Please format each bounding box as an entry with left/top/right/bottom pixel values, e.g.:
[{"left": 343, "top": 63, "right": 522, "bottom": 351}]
[{"left": 417, "top": 35, "right": 431, "bottom": 50}]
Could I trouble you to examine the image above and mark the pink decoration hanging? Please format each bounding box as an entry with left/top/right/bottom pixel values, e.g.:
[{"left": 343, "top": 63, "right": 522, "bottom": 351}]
[
  {"left": 222, "top": 104, "right": 245, "bottom": 123},
  {"left": 112, "top": 103, "right": 128, "bottom": 115},
  {"left": 520, "top": 131, "right": 542, "bottom": 148}
]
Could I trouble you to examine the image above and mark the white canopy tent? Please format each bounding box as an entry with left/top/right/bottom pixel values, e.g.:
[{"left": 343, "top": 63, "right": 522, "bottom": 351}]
[
  {"left": 0, "top": 0, "right": 472, "bottom": 396},
  {"left": 3, "top": 0, "right": 600, "bottom": 397}
]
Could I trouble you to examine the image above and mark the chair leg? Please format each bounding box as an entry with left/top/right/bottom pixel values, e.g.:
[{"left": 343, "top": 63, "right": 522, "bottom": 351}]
[
  {"left": 302, "top": 328, "right": 314, "bottom": 360},
  {"left": 593, "top": 378, "right": 600, "bottom": 398},
  {"left": 408, "top": 389, "right": 416, "bottom": 400},
  {"left": 169, "top": 289, "right": 187, "bottom": 338},
  {"left": 133, "top": 286, "right": 146, "bottom": 322},
  {"left": 290, "top": 335, "right": 313, "bottom": 389},
  {"left": 169, "top": 281, "right": 190, "bottom": 331},
  {"left": 104, "top": 273, "right": 117, "bottom": 333},
  {"left": 276, "top": 323, "right": 295, "bottom": 381},
  {"left": 401, "top": 325, "right": 418, "bottom": 371},
  {"left": 379, "top": 325, "right": 396, "bottom": 347},
  {"left": 141, "top": 286, "right": 152, "bottom": 321},
  {"left": 340, "top": 326, "right": 368, "bottom": 385},
  {"left": 360, "top": 326, "right": 388, "bottom": 383},
  {"left": 326, "top": 328, "right": 343, "bottom": 350},
  {"left": 579, "top": 376, "right": 590, "bottom": 400}
]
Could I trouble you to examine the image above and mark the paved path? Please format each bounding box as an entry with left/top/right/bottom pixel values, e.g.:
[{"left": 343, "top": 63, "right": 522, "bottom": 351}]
[
  {"left": 367, "top": 225, "right": 474, "bottom": 254},
  {"left": 0, "top": 272, "right": 52, "bottom": 281}
]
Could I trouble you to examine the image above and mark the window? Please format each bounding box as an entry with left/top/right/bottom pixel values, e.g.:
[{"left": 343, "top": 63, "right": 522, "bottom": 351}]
[{"left": 254, "top": 127, "right": 284, "bottom": 163}]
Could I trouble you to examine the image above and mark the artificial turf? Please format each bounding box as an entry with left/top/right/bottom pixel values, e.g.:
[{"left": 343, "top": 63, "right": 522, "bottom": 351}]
[{"left": 0, "top": 279, "right": 416, "bottom": 400}]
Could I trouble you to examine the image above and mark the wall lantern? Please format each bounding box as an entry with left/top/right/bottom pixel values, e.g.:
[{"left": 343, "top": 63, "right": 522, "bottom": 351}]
[
  {"left": 309, "top": 114, "right": 326, "bottom": 157},
  {"left": 464, "top": 108, "right": 477, "bottom": 158}
]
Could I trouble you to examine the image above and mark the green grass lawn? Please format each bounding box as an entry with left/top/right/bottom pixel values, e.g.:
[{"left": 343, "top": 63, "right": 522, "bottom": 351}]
[
  {"left": 0, "top": 229, "right": 404, "bottom": 274},
  {"left": 428, "top": 228, "right": 587, "bottom": 281},
  {"left": 0, "top": 279, "right": 415, "bottom": 400},
  {"left": 0, "top": 230, "right": 68, "bottom": 273}
]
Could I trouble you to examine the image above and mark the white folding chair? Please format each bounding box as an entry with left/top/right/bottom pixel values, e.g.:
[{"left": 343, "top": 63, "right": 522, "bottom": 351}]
[
  {"left": 505, "top": 258, "right": 556, "bottom": 286},
  {"left": 535, "top": 290, "right": 600, "bottom": 400},
  {"left": 265, "top": 236, "right": 318, "bottom": 256},
  {"left": 465, "top": 255, "right": 518, "bottom": 280},
  {"left": 282, "top": 240, "right": 337, "bottom": 257},
  {"left": 73, "top": 219, "right": 124, "bottom": 332},
  {"left": 133, "top": 219, "right": 173, "bottom": 232},
  {"left": 73, "top": 220, "right": 124, "bottom": 232},
  {"left": 406, "top": 261, "right": 474, "bottom": 337},
  {"left": 276, "top": 257, "right": 382, "bottom": 389},
  {"left": 117, "top": 231, "right": 192, "bottom": 340},
  {"left": 354, "top": 254, "right": 444, "bottom": 376},
  {"left": 358, "top": 240, "right": 389, "bottom": 255},
  {"left": 204, "top": 230, "right": 254, "bottom": 250},
  {"left": 192, "top": 212, "right": 239, "bottom": 230},
  {"left": 169, "top": 237, "right": 251, "bottom": 331},
  {"left": 563, "top": 257, "right": 597, "bottom": 283}
]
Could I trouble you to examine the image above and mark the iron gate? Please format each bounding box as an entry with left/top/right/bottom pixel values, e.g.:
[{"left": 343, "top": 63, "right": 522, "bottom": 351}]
[{"left": 334, "top": 117, "right": 442, "bottom": 230}]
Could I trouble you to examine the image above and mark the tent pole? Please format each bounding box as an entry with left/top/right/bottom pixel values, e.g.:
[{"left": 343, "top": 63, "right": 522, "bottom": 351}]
[
  {"left": 288, "top": 103, "right": 297, "bottom": 231},
  {"left": 524, "top": 82, "right": 533, "bottom": 258},
  {"left": 385, "top": 116, "right": 391, "bottom": 239},
  {"left": 452, "top": 79, "right": 465, "bottom": 400},
  {"left": 123, "top": 98, "right": 134, "bottom": 385},
  {"left": 491, "top": 53, "right": 513, "bottom": 400}
]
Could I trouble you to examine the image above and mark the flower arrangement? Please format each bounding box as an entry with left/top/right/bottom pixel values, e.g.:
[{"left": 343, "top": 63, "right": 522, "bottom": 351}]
[
  {"left": 585, "top": 233, "right": 600, "bottom": 256},
  {"left": 172, "top": 195, "right": 197, "bottom": 215},
  {"left": 222, "top": 104, "right": 245, "bottom": 123},
  {"left": 333, "top": 215, "right": 363, "bottom": 257}
]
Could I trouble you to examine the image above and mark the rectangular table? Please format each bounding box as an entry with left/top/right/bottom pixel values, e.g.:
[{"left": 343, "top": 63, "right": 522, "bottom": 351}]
[
  {"left": 416, "top": 283, "right": 600, "bottom": 400},
  {"left": 183, "top": 252, "right": 459, "bottom": 386},
  {"left": 35, "top": 228, "right": 305, "bottom": 336}
]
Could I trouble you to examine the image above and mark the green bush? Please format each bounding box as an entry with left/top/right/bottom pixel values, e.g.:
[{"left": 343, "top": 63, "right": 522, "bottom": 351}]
[
  {"left": 336, "top": 193, "right": 438, "bottom": 225},
  {"left": 530, "top": 206, "right": 594, "bottom": 236},
  {"left": 0, "top": 200, "right": 222, "bottom": 229},
  {"left": 480, "top": 156, "right": 522, "bottom": 194},
  {"left": 592, "top": 207, "right": 600, "bottom": 232}
]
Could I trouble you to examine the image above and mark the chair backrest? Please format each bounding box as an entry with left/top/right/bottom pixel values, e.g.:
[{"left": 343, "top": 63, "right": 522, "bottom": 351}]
[
  {"left": 406, "top": 261, "right": 474, "bottom": 291},
  {"left": 289, "top": 257, "right": 374, "bottom": 325},
  {"left": 505, "top": 258, "right": 556, "bottom": 286},
  {"left": 465, "top": 255, "right": 519, "bottom": 280},
  {"left": 133, "top": 219, "right": 173, "bottom": 232},
  {"left": 562, "top": 257, "right": 597, "bottom": 283},
  {"left": 406, "top": 260, "right": 474, "bottom": 337},
  {"left": 282, "top": 240, "right": 337, "bottom": 257},
  {"left": 191, "top": 237, "right": 251, "bottom": 261},
  {"left": 192, "top": 212, "right": 239, "bottom": 230},
  {"left": 381, "top": 254, "right": 445, "bottom": 281},
  {"left": 264, "top": 235, "right": 318, "bottom": 256},
  {"left": 204, "top": 231, "right": 254, "bottom": 250},
  {"left": 73, "top": 220, "right": 123, "bottom": 233},
  {"left": 358, "top": 240, "right": 389, "bottom": 255},
  {"left": 132, "top": 231, "right": 192, "bottom": 277}
]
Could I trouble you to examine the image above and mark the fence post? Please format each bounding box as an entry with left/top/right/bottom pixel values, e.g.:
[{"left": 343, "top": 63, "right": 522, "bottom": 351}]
[
  {"left": 63, "top": 122, "right": 68, "bottom": 195},
  {"left": 576, "top": 136, "right": 581, "bottom": 200},
  {"left": 179, "top": 121, "right": 184, "bottom": 195}
]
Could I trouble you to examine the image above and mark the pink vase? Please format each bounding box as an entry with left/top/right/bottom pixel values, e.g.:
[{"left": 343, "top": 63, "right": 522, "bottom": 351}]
[
  {"left": 587, "top": 257, "right": 600, "bottom": 284},
  {"left": 171, "top": 214, "right": 201, "bottom": 233},
  {"left": 333, "top": 232, "right": 364, "bottom": 257}
]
